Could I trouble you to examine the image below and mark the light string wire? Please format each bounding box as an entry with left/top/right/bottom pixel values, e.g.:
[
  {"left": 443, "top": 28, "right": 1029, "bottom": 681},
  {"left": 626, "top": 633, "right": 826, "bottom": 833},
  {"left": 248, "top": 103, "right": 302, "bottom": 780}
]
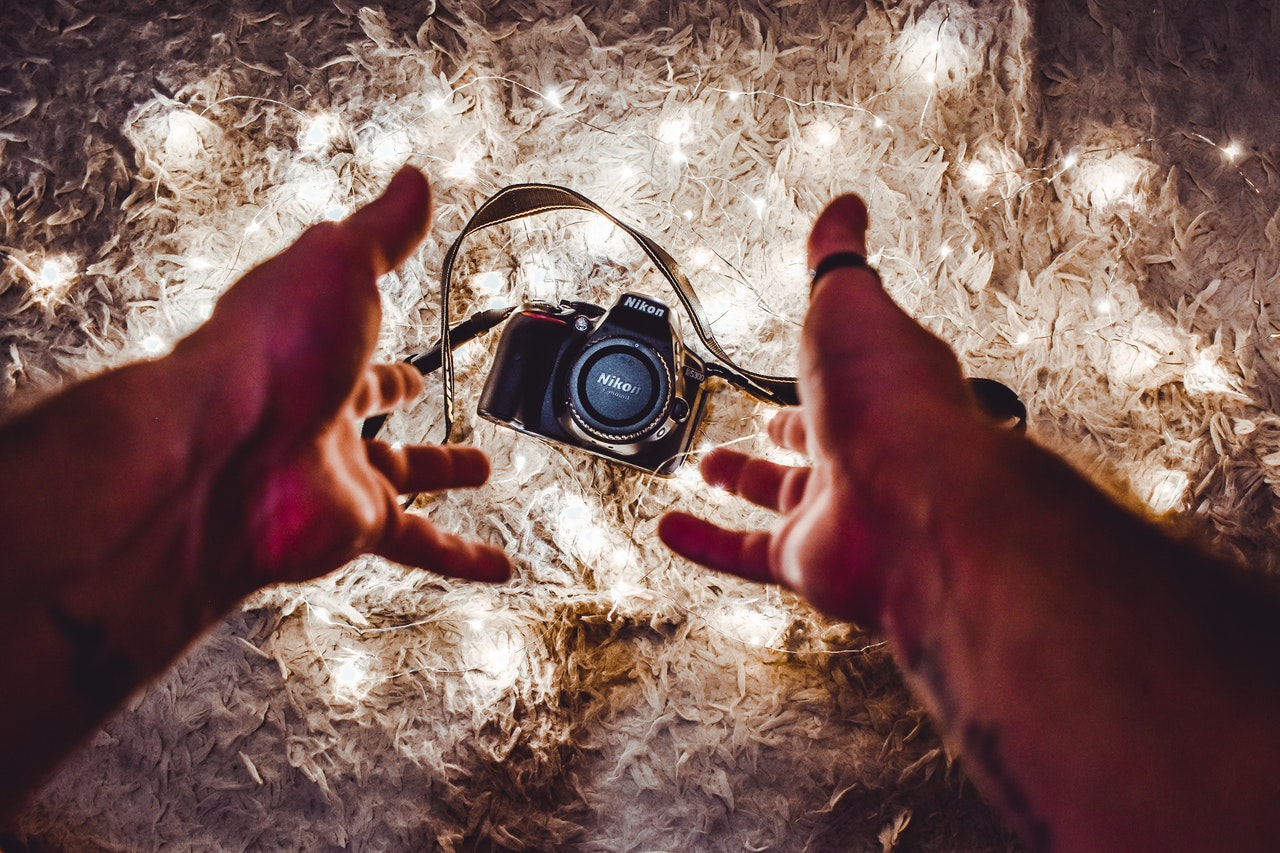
[{"left": 12, "top": 23, "right": 1271, "bottom": 694}]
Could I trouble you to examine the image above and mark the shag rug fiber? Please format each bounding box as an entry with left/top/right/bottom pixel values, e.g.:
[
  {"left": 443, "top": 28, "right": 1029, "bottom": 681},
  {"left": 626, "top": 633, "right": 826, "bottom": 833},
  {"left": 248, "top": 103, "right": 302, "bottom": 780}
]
[{"left": 4, "top": 0, "right": 1280, "bottom": 850}]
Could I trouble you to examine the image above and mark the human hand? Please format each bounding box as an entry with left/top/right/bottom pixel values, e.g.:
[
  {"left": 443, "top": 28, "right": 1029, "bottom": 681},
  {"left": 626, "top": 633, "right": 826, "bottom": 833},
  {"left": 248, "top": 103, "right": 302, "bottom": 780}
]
[
  {"left": 0, "top": 167, "right": 510, "bottom": 811},
  {"left": 1, "top": 166, "right": 509, "bottom": 624},
  {"left": 658, "top": 195, "right": 991, "bottom": 628}
]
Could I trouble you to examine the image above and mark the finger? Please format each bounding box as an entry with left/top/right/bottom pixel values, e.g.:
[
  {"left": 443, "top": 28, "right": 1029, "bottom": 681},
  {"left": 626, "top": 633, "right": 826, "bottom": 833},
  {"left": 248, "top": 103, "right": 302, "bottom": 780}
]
[
  {"left": 767, "top": 408, "right": 808, "bottom": 453},
  {"left": 807, "top": 193, "right": 870, "bottom": 268},
  {"left": 352, "top": 363, "right": 424, "bottom": 417},
  {"left": 365, "top": 442, "right": 491, "bottom": 493},
  {"left": 700, "top": 448, "right": 801, "bottom": 514},
  {"left": 341, "top": 166, "right": 434, "bottom": 276},
  {"left": 657, "top": 512, "right": 776, "bottom": 586},
  {"left": 777, "top": 466, "right": 811, "bottom": 514},
  {"left": 377, "top": 509, "right": 512, "bottom": 582}
]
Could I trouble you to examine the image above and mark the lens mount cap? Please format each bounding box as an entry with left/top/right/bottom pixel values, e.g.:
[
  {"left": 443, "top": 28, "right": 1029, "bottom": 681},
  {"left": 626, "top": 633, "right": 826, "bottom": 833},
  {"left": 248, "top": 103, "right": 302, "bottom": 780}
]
[{"left": 566, "top": 337, "right": 671, "bottom": 442}]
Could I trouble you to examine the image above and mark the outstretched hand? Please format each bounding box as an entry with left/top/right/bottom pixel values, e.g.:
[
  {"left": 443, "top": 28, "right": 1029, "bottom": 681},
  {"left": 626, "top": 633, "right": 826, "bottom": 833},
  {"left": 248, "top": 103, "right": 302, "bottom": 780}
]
[
  {"left": 0, "top": 166, "right": 510, "bottom": 814},
  {"left": 182, "top": 165, "right": 512, "bottom": 593},
  {"left": 659, "top": 194, "right": 989, "bottom": 628}
]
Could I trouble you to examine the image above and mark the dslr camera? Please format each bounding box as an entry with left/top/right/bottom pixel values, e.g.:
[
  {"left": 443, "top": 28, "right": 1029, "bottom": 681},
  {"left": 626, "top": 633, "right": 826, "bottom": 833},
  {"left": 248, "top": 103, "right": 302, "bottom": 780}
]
[{"left": 477, "top": 292, "right": 709, "bottom": 475}]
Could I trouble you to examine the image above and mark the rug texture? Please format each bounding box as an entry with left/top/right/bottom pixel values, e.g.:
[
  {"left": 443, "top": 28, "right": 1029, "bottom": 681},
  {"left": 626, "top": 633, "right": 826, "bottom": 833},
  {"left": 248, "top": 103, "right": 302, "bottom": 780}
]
[{"left": 3, "top": 0, "right": 1279, "bottom": 850}]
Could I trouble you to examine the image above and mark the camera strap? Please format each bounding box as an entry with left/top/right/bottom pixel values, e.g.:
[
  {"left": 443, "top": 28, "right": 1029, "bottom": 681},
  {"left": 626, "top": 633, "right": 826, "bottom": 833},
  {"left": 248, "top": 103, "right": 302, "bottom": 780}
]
[
  {"left": 438, "top": 183, "right": 802, "bottom": 440},
  {"left": 435, "top": 183, "right": 1027, "bottom": 441}
]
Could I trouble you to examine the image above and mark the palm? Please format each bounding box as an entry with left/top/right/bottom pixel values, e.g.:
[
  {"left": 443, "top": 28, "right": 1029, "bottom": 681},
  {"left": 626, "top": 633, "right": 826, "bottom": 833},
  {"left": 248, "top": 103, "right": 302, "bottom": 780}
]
[
  {"left": 659, "top": 194, "right": 977, "bottom": 627},
  {"left": 174, "top": 166, "right": 509, "bottom": 595}
]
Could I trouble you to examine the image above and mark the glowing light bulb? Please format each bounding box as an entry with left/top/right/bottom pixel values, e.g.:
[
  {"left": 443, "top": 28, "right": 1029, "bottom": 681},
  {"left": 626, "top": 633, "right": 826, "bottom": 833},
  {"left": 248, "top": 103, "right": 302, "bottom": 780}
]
[
  {"left": 1094, "top": 296, "right": 1115, "bottom": 315},
  {"left": 811, "top": 121, "right": 840, "bottom": 148},
  {"left": 542, "top": 86, "right": 563, "bottom": 108},
  {"left": 244, "top": 220, "right": 262, "bottom": 236},
  {"left": 473, "top": 271, "right": 504, "bottom": 294},
  {"left": 690, "top": 247, "right": 714, "bottom": 269},
  {"left": 141, "top": 334, "right": 166, "bottom": 355},
  {"left": 38, "top": 258, "right": 71, "bottom": 286},
  {"left": 429, "top": 94, "right": 449, "bottom": 111},
  {"left": 963, "top": 160, "right": 994, "bottom": 189},
  {"left": 557, "top": 495, "right": 604, "bottom": 558},
  {"left": 329, "top": 647, "right": 374, "bottom": 701},
  {"left": 658, "top": 116, "right": 690, "bottom": 146},
  {"left": 937, "top": 243, "right": 953, "bottom": 258},
  {"left": 187, "top": 255, "right": 213, "bottom": 271},
  {"left": 366, "top": 124, "right": 412, "bottom": 169},
  {"left": 873, "top": 115, "right": 887, "bottom": 129},
  {"left": 585, "top": 216, "right": 620, "bottom": 255},
  {"left": 295, "top": 177, "right": 332, "bottom": 209},
  {"left": 682, "top": 209, "right": 694, "bottom": 221},
  {"left": 752, "top": 197, "right": 767, "bottom": 218},
  {"left": 298, "top": 114, "right": 339, "bottom": 153},
  {"left": 727, "top": 90, "right": 743, "bottom": 101},
  {"left": 1222, "top": 141, "right": 1244, "bottom": 162},
  {"left": 1015, "top": 331, "right": 1031, "bottom": 346},
  {"left": 446, "top": 156, "right": 475, "bottom": 180},
  {"left": 1061, "top": 151, "right": 1080, "bottom": 169}
]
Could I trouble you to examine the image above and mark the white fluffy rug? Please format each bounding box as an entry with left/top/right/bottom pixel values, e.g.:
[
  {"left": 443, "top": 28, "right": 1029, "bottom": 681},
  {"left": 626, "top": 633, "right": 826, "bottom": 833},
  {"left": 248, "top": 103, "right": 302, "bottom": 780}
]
[{"left": 4, "top": 0, "right": 1280, "bottom": 850}]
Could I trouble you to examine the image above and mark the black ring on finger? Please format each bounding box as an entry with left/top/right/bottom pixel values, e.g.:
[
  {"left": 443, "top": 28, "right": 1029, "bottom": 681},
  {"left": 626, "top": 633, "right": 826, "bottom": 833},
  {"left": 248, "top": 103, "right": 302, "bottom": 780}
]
[{"left": 808, "top": 251, "right": 876, "bottom": 293}]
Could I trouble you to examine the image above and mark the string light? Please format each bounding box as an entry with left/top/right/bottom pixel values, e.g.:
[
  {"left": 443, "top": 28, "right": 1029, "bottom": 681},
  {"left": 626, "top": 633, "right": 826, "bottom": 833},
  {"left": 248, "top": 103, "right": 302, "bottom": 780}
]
[
  {"left": 140, "top": 334, "right": 167, "bottom": 356},
  {"left": 328, "top": 646, "right": 375, "bottom": 702},
  {"left": 962, "top": 160, "right": 994, "bottom": 190},
  {"left": 47, "top": 20, "right": 1274, "bottom": 723},
  {"left": 298, "top": 113, "right": 340, "bottom": 153}
]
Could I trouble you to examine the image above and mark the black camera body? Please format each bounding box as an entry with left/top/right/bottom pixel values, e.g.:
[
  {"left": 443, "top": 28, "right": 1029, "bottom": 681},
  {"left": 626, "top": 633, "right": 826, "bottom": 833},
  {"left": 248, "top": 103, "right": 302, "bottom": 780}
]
[{"left": 477, "top": 293, "right": 709, "bottom": 475}]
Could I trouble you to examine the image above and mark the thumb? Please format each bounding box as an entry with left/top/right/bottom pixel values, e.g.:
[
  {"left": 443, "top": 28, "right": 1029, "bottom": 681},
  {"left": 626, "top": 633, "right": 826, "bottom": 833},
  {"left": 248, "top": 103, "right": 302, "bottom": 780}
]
[{"left": 341, "top": 165, "right": 433, "bottom": 276}]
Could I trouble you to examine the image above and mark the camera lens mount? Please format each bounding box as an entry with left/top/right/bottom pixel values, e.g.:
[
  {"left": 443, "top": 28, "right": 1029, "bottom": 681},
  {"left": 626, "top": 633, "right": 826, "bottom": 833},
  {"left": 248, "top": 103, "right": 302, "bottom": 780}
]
[{"left": 566, "top": 337, "right": 672, "bottom": 443}]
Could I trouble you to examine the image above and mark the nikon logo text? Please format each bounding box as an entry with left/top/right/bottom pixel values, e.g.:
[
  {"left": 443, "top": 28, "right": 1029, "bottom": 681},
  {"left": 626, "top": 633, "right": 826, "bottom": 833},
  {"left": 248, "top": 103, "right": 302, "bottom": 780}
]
[
  {"left": 623, "top": 296, "right": 665, "bottom": 317},
  {"left": 598, "top": 374, "right": 642, "bottom": 395}
]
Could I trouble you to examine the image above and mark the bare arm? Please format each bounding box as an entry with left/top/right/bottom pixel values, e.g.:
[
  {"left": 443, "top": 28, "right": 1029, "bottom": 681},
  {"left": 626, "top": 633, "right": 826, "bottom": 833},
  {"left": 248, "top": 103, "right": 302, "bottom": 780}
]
[
  {"left": 660, "top": 195, "right": 1280, "bottom": 852},
  {"left": 0, "top": 167, "right": 510, "bottom": 819}
]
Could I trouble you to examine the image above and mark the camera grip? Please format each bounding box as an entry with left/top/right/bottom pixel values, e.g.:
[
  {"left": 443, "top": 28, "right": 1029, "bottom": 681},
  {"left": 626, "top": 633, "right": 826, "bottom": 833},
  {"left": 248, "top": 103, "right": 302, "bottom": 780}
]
[{"left": 478, "top": 310, "right": 570, "bottom": 424}]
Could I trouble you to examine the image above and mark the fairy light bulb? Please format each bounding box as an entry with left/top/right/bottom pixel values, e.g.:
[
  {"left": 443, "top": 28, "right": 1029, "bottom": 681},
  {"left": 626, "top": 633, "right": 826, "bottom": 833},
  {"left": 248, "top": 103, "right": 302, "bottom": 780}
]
[
  {"left": 963, "top": 160, "right": 994, "bottom": 189},
  {"left": 446, "top": 155, "right": 475, "bottom": 180},
  {"left": 298, "top": 113, "right": 339, "bottom": 153},
  {"left": 329, "top": 647, "right": 374, "bottom": 701},
  {"left": 141, "top": 334, "right": 166, "bottom": 356},
  {"left": 1222, "top": 141, "right": 1244, "bottom": 162},
  {"left": 811, "top": 121, "right": 840, "bottom": 148},
  {"left": 658, "top": 116, "right": 690, "bottom": 146},
  {"left": 542, "top": 86, "right": 563, "bottom": 108},
  {"left": 38, "top": 257, "right": 72, "bottom": 286}
]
